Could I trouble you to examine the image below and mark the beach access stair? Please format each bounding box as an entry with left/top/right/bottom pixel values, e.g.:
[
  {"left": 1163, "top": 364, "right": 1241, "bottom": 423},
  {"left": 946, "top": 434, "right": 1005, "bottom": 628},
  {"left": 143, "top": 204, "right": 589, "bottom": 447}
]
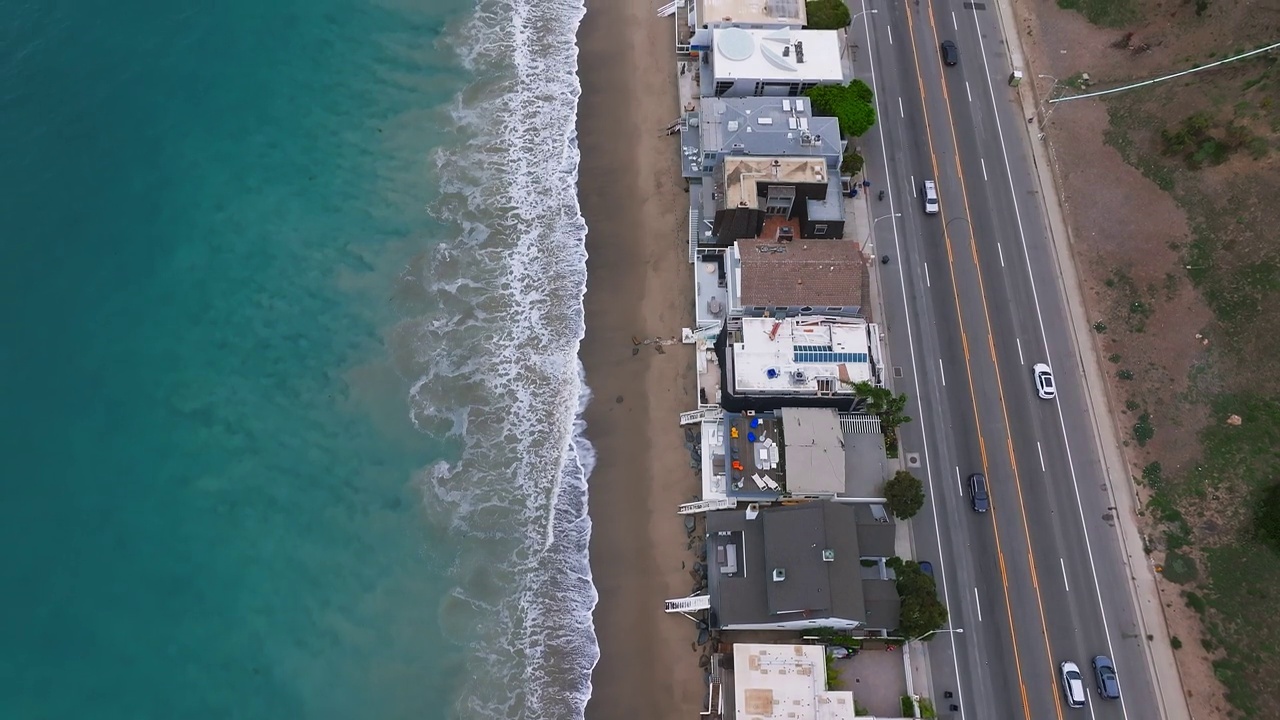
[
  {"left": 678, "top": 497, "right": 737, "bottom": 515},
  {"left": 680, "top": 407, "right": 723, "bottom": 425},
  {"left": 664, "top": 595, "right": 711, "bottom": 613},
  {"left": 688, "top": 203, "right": 700, "bottom": 263}
]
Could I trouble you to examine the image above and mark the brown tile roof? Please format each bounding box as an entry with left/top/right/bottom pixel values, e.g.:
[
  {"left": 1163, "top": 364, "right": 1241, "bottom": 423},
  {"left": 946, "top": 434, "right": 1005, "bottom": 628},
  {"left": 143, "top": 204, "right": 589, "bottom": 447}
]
[{"left": 738, "top": 239, "right": 867, "bottom": 309}]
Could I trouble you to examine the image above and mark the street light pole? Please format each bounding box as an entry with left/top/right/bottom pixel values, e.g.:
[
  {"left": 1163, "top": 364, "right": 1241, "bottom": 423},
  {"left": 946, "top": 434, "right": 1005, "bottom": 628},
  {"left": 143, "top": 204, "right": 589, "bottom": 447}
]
[
  {"left": 910, "top": 627, "right": 964, "bottom": 644},
  {"left": 864, "top": 212, "right": 901, "bottom": 253}
]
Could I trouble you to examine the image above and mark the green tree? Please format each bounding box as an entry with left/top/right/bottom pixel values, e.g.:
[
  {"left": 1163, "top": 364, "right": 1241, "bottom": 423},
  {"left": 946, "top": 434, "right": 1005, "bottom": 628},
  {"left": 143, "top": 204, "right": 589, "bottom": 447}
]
[
  {"left": 805, "top": 80, "right": 878, "bottom": 137},
  {"left": 893, "top": 560, "right": 948, "bottom": 639},
  {"left": 805, "top": 0, "right": 852, "bottom": 29},
  {"left": 883, "top": 470, "right": 925, "bottom": 519}
]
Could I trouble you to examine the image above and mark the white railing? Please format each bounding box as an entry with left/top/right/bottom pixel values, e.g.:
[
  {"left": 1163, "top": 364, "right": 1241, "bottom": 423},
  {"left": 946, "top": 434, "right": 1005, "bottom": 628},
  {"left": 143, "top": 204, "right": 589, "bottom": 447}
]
[
  {"left": 664, "top": 595, "right": 712, "bottom": 613},
  {"left": 838, "top": 413, "right": 882, "bottom": 434}
]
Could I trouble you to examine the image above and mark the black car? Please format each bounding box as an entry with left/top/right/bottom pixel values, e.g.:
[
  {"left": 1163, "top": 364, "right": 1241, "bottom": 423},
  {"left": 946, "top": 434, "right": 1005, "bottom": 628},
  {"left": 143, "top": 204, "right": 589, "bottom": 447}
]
[
  {"left": 941, "top": 40, "right": 959, "bottom": 66},
  {"left": 1093, "top": 656, "right": 1121, "bottom": 699},
  {"left": 968, "top": 473, "right": 989, "bottom": 513}
]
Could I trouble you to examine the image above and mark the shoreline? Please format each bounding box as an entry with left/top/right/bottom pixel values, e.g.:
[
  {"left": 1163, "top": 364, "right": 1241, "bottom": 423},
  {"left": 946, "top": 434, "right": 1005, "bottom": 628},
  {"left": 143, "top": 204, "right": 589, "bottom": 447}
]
[{"left": 576, "top": 0, "right": 705, "bottom": 716}]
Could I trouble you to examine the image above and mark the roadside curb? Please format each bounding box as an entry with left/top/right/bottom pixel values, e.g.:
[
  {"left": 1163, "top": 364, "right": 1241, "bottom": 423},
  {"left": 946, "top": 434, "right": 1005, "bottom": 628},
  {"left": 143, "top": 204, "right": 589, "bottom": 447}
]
[{"left": 986, "top": 0, "right": 1193, "bottom": 717}]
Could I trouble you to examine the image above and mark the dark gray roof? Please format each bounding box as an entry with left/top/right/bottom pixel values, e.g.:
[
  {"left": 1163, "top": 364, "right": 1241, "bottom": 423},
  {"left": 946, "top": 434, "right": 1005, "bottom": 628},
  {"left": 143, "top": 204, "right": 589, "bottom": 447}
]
[
  {"left": 706, "top": 502, "right": 865, "bottom": 628},
  {"left": 862, "top": 579, "right": 900, "bottom": 631},
  {"left": 853, "top": 503, "right": 897, "bottom": 558},
  {"left": 842, "top": 431, "right": 890, "bottom": 499}
]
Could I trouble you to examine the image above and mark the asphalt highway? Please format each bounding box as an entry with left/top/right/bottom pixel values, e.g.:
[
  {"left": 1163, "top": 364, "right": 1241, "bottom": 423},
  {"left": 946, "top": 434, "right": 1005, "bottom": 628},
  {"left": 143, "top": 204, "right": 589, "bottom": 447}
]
[{"left": 850, "top": 0, "right": 1165, "bottom": 717}]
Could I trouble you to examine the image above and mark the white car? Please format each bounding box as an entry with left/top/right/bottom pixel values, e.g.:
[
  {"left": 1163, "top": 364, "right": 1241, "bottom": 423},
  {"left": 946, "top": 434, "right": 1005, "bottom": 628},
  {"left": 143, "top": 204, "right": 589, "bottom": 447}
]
[
  {"left": 1033, "top": 363, "right": 1056, "bottom": 400},
  {"left": 922, "top": 180, "right": 939, "bottom": 215},
  {"left": 1060, "top": 661, "right": 1086, "bottom": 708}
]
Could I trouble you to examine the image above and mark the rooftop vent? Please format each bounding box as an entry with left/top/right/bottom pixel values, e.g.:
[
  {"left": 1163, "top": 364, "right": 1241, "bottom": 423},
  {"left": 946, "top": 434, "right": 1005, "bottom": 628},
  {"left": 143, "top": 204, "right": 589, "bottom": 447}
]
[
  {"left": 822, "top": 549, "right": 835, "bottom": 562},
  {"left": 772, "top": 568, "right": 787, "bottom": 582},
  {"left": 795, "top": 41, "right": 805, "bottom": 63}
]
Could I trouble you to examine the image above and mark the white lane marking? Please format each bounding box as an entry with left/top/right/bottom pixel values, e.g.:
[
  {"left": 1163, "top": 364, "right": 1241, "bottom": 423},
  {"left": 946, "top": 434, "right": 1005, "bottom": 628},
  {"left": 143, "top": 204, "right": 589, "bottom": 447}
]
[
  {"left": 974, "top": 587, "right": 983, "bottom": 621},
  {"left": 1016, "top": 337, "right": 1024, "bottom": 365},
  {"left": 981, "top": 157, "right": 988, "bottom": 181},
  {"left": 971, "top": 15, "right": 1133, "bottom": 716},
  {"left": 939, "top": 358, "right": 947, "bottom": 386},
  {"left": 899, "top": 97, "right": 905, "bottom": 118},
  {"left": 1037, "top": 441, "right": 1045, "bottom": 472},
  {"left": 952, "top": 11, "right": 958, "bottom": 29},
  {"left": 997, "top": 242, "right": 1005, "bottom": 268},
  {"left": 956, "top": 466, "right": 962, "bottom": 494},
  {"left": 966, "top": 80, "right": 972, "bottom": 102},
  {"left": 887, "top": 25, "right": 893, "bottom": 45},
  {"left": 1061, "top": 558, "right": 1071, "bottom": 592},
  {"left": 864, "top": 2, "right": 966, "bottom": 714},
  {"left": 925, "top": 262, "right": 932, "bottom": 287},
  {"left": 911, "top": 177, "right": 917, "bottom": 197}
]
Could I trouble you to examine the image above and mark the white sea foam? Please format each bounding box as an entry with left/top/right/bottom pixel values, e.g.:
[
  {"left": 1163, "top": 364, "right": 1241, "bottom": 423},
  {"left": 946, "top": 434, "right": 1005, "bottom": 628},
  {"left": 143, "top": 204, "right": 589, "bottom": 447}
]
[{"left": 398, "top": 0, "right": 597, "bottom": 715}]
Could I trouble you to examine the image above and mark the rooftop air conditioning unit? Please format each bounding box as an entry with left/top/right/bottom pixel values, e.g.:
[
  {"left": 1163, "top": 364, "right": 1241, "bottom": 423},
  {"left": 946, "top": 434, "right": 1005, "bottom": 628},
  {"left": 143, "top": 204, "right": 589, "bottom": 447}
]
[
  {"left": 822, "top": 549, "right": 835, "bottom": 562},
  {"left": 791, "top": 369, "right": 808, "bottom": 383},
  {"left": 772, "top": 568, "right": 787, "bottom": 582}
]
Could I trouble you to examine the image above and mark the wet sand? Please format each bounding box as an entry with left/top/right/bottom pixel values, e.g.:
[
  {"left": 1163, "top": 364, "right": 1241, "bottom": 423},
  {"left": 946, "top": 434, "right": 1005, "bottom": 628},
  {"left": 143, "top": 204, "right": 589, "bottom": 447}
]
[{"left": 576, "top": 0, "right": 705, "bottom": 717}]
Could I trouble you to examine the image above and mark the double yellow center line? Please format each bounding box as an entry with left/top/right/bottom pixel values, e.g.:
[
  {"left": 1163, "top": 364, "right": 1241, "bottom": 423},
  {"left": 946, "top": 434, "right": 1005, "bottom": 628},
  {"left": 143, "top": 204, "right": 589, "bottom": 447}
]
[{"left": 899, "top": 3, "right": 1063, "bottom": 719}]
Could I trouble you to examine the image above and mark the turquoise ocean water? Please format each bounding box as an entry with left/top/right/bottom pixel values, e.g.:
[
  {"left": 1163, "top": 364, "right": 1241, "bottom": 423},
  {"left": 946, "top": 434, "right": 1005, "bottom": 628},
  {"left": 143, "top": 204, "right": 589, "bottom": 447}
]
[{"left": 0, "top": 0, "right": 596, "bottom": 718}]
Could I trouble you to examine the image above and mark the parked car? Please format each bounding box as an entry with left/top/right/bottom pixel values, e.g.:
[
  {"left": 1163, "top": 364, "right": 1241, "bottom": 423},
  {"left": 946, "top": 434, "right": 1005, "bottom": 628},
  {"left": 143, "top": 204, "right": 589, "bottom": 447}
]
[
  {"left": 968, "top": 473, "right": 989, "bottom": 513},
  {"left": 918, "top": 561, "right": 935, "bottom": 579},
  {"left": 1092, "top": 656, "right": 1121, "bottom": 699},
  {"left": 1060, "top": 661, "right": 1087, "bottom": 708},
  {"left": 1033, "top": 362, "right": 1057, "bottom": 399},
  {"left": 941, "top": 40, "right": 959, "bottom": 66}
]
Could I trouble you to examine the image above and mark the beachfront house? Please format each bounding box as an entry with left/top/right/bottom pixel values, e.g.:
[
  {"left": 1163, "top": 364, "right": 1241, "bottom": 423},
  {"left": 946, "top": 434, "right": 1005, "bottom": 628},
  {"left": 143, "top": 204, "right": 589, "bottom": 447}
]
[
  {"left": 725, "top": 643, "right": 857, "bottom": 720},
  {"left": 686, "top": 0, "right": 807, "bottom": 32},
  {"left": 680, "top": 96, "right": 842, "bottom": 181},
  {"left": 714, "top": 315, "right": 883, "bottom": 413},
  {"left": 693, "top": 407, "right": 894, "bottom": 505},
  {"left": 724, "top": 238, "right": 867, "bottom": 319},
  {"left": 704, "top": 501, "right": 869, "bottom": 631},
  {"left": 692, "top": 28, "right": 844, "bottom": 98}
]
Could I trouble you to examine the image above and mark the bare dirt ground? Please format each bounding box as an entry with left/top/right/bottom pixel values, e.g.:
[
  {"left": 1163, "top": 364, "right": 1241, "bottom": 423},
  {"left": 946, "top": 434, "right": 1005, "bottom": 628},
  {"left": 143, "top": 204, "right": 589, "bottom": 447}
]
[{"left": 1012, "top": 0, "right": 1280, "bottom": 716}]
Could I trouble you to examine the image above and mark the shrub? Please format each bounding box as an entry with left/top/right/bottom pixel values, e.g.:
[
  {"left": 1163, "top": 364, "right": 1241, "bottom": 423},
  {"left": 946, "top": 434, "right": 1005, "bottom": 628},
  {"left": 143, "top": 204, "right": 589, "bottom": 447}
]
[
  {"left": 806, "top": 81, "right": 878, "bottom": 137},
  {"left": 1134, "top": 413, "right": 1155, "bottom": 446},
  {"left": 1184, "top": 590, "right": 1208, "bottom": 614},
  {"left": 1171, "top": 636, "right": 1183, "bottom": 650},
  {"left": 806, "top": 0, "right": 852, "bottom": 29},
  {"left": 1162, "top": 551, "right": 1198, "bottom": 584},
  {"left": 841, "top": 150, "right": 865, "bottom": 175},
  {"left": 884, "top": 470, "right": 926, "bottom": 519}
]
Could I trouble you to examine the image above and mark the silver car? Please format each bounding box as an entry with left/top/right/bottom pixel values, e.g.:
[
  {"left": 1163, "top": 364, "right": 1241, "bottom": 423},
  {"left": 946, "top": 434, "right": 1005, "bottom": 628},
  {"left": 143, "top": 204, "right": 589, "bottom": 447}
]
[{"left": 1060, "top": 661, "right": 1086, "bottom": 708}]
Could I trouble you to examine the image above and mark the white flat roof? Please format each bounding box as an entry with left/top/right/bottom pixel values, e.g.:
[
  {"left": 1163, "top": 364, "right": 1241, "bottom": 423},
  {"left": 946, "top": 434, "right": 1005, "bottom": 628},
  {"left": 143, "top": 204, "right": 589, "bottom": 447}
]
[
  {"left": 697, "top": 0, "right": 807, "bottom": 27},
  {"left": 734, "top": 644, "right": 855, "bottom": 720},
  {"left": 713, "top": 28, "right": 845, "bottom": 83},
  {"left": 733, "top": 317, "right": 873, "bottom": 394}
]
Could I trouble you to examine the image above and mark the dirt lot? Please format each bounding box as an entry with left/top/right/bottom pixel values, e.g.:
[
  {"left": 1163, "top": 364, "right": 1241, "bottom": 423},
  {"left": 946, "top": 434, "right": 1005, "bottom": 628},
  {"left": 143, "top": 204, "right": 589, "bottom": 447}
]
[{"left": 1014, "top": 0, "right": 1280, "bottom": 716}]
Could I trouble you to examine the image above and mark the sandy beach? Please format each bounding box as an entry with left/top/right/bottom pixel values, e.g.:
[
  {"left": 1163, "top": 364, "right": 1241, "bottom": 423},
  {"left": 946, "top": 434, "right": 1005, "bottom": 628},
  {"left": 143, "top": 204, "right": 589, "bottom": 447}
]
[{"left": 577, "top": 0, "right": 705, "bottom": 717}]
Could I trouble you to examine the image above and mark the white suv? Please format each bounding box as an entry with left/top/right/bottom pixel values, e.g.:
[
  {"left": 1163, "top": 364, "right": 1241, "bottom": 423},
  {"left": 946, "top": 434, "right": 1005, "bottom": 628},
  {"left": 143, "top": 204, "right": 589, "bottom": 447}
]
[{"left": 1060, "top": 661, "right": 1086, "bottom": 708}]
